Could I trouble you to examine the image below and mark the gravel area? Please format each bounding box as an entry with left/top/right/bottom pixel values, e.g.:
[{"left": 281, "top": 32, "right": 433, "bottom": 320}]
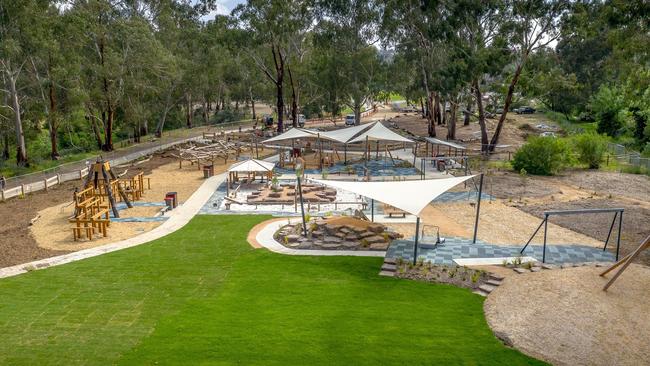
[{"left": 485, "top": 265, "right": 650, "bottom": 366}]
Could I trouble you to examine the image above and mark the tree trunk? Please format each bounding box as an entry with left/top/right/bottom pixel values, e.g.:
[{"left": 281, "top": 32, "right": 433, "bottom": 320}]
[
  {"left": 441, "top": 98, "right": 447, "bottom": 125},
  {"left": 86, "top": 112, "right": 103, "bottom": 150},
  {"left": 472, "top": 79, "right": 489, "bottom": 154},
  {"left": 426, "top": 92, "right": 436, "bottom": 137},
  {"left": 463, "top": 98, "right": 471, "bottom": 126},
  {"left": 288, "top": 65, "right": 298, "bottom": 128},
  {"left": 103, "top": 106, "right": 114, "bottom": 151},
  {"left": 272, "top": 47, "right": 285, "bottom": 133},
  {"left": 354, "top": 101, "right": 361, "bottom": 126},
  {"left": 203, "top": 97, "right": 209, "bottom": 125},
  {"left": 250, "top": 87, "right": 256, "bottom": 120},
  {"left": 186, "top": 93, "right": 193, "bottom": 129},
  {"left": 420, "top": 97, "right": 425, "bottom": 118},
  {"left": 434, "top": 93, "right": 442, "bottom": 126},
  {"left": 48, "top": 80, "right": 59, "bottom": 160},
  {"left": 8, "top": 74, "right": 28, "bottom": 166},
  {"left": 489, "top": 62, "right": 525, "bottom": 151},
  {"left": 447, "top": 97, "right": 457, "bottom": 140}
]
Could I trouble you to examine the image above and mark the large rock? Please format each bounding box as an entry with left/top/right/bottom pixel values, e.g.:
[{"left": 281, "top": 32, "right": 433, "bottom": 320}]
[
  {"left": 323, "top": 236, "right": 342, "bottom": 244},
  {"left": 311, "top": 230, "right": 324, "bottom": 237},
  {"left": 359, "top": 231, "right": 375, "bottom": 239},
  {"left": 365, "top": 235, "right": 386, "bottom": 244},
  {"left": 341, "top": 241, "right": 358, "bottom": 249},
  {"left": 322, "top": 243, "right": 341, "bottom": 249},
  {"left": 339, "top": 227, "right": 351, "bottom": 234},
  {"left": 350, "top": 226, "right": 366, "bottom": 234},
  {"left": 324, "top": 224, "right": 342, "bottom": 234},
  {"left": 345, "top": 234, "right": 359, "bottom": 241},
  {"left": 368, "top": 223, "right": 384, "bottom": 233},
  {"left": 369, "top": 242, "right": 389, "bottom": 250},
  {"left": 285, "top": 234, "right": 300, "bottom": 243}
]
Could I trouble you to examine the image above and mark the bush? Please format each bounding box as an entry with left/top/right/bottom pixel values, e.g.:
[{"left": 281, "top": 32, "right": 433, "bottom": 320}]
[
  {"left": 512, "top": 136, "right": 571, "bottom": 175},
  {"left": 573, "top": 133, "right": 608, "bottom": 169},
  {"left": 591, "top": 85, "right": 626, "bottom": 137}
]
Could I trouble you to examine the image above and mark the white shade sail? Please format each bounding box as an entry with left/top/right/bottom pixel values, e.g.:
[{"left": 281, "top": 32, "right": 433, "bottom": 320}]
[
  {"left": 425, "top": 137, "right": 466, "bottom": 150},
  {"left": 348, "top": 122, "right": 413, "bottom": 143},
  {"left": 228, "top": 158, "right": 276, "bottom": 173},
  {"left": 262, "top": 128, "right": 318, "bottom": 143},
  {"left": 319, "top": 123, "right": 371, "bottom": 144},
  {"left": 310, "top": 175, "right": 475, "bottom": 217}
]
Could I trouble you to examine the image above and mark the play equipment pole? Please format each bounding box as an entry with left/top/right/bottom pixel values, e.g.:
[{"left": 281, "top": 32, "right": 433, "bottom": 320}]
[
  {"left": 616, "top": 211, "right": 623, "bottom": 261},
  {"left": 371, "top": 199, "right": 374, "bottom": 222},
  {"left": 472, "top": 173, "right": 484, "bottom": 244},
  {"left": 413, "top": 216, "right": 420, "bottom": 265},
  {"left": 296, "top": 174, "right": 308, "bottom": 237}
]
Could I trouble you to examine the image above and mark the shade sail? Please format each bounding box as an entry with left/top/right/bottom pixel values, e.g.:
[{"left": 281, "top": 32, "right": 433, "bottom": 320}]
[
  {"left": 228, "top": 158, "right": 276, "bottom": 173},
  {"left": 310, "top": 175, "right": 475, "bottom": 216},
  {"left": 262, "top": 128, "right": 318, "bottom": 143},
  {"left": 348, "top": 122, "right": 413, "bottom": 143},
  {"left": 319, "top": 123, "right": 371, "bottom": 143},
  {"left": 425, "top": 137, "right": 466, "bottom": 150}
]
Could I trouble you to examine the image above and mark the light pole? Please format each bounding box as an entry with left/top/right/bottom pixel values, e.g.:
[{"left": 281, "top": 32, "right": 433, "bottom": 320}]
[{"left": 295, "top": 163, "right": 308, "bottom": 237}]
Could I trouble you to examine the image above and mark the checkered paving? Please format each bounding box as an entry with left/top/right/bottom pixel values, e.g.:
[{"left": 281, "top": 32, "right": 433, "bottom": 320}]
[{"left": 386, "top": 236, "right": 615, "bottom": 265}]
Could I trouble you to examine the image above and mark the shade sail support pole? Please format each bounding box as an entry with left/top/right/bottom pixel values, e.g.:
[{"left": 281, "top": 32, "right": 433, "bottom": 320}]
[{"left": 472, "top": 173, "right": 484, "bottom": 244}]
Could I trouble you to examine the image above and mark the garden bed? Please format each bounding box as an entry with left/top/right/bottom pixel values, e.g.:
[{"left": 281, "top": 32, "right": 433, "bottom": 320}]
[{"left": 394, "top": 259, "right": 491, "bottom": 290}]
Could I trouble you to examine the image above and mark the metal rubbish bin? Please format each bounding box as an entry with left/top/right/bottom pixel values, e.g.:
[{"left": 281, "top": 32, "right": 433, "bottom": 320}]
[
  {"left": 165, "top": 192, "right": 178, "bottom": 208},
  {"left": 203, "top": 164, "right": 214, "bottom": 178}
]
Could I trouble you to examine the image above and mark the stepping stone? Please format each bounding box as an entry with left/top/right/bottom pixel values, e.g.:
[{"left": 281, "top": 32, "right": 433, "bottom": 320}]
[
  {"left": 486, "top": 279, "right": 502, "bottom": 286},
  {"left": 530, "top": 267, "right": 541, "bottom": 272},
  {"left": 479, "top": 284, "right": 496, "bottom": 293},
  {"left": 541, "top": 263, "right": 557, "bottom": 270},
  {"left": 473, "top": 290, "right": 488, "bottom": 297},
  {"left": 379, "top": 271, "right": 395, "bottom": 277},
  {"left": 513, "top": 268, "right": 529, "bottom": 274},
  {"left": 560, "top": 264, "right": 572, "bottom": 269},
  {"left": 381, "top": 263, "right": 397, "bottom": 271},
  {"left": 370, "top": 243, "right": 389, "bottom": 251},
  {"left": 489, "top": 274, "right": 504, "bottom": 281},
  {"left": 384, "top": 258, "right": 397, "bottom": 265}
]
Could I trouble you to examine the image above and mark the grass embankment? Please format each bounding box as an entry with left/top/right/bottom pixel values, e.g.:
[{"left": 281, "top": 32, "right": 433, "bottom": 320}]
[{"left": 0, "top": 215, "right": 543, "bottom": 365}]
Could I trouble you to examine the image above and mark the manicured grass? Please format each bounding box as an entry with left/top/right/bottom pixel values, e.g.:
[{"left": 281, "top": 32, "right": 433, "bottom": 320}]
[{"left": 0, "top": 215, "right": 544, "bottom": 365}]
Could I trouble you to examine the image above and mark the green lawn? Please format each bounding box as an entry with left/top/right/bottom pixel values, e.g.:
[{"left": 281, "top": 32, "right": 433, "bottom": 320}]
[{"left": 0, "top": 215, "right": 543, "bottom": 365}]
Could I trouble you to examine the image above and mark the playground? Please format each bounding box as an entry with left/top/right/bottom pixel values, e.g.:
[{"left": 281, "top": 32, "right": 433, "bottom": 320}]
[{"left": 0, "top": 118, "right": 648, "bottom": 366}]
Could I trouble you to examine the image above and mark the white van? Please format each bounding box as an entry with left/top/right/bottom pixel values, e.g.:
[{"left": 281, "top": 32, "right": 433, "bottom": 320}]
[{"left": 345, "top": 114, "right": 356, "bottom": 126}]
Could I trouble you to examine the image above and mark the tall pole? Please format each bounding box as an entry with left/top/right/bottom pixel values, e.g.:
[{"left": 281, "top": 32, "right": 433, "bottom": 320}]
[
  {"left": 616, "top": 211, "right": 623, "bottom": 261},
  {"left": 413, "top": 217, "right": 420, "bottom": 265},
  {"left": 344, "top": 144, "right": 348, "bottom": 164},
  {"left": 296, "top": 175, "right": 308, "bottom": 237},
  {"left": 472, "top": 173, "right": 484, "bottom": 243},
  {"left": 371, "top": 199, "right": 374, "bottom": 222},
  {"left": 542, "top": 214, "right": 548, "bottom": 263}
]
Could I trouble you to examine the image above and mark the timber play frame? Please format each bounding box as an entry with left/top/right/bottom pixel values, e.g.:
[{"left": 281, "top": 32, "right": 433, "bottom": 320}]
[{"left": 69, "top": 160, "right": 151, "bottom": 241}]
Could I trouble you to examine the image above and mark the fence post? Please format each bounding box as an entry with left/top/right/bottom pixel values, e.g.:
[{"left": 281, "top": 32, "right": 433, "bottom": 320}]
[
  {"left": 79, "top": 169, "right": 83, "bottom": 180},
  {"left": 1, "top": 189, "right": 4, "bottom": 201},
  {"left": 21, "top": 184, "right": 25, "bottom": 197},
  {"left": 44, "top": 178, "right": 48, "bottom": 191},
  {"left": 56, "top": 173, "right": 61, "bottom": 185}
]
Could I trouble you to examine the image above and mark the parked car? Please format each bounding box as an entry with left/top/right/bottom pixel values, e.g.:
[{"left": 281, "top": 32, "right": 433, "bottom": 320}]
[
  {"left": 515, "top": 106, "right": 536, "bottom": 114},
  {"left": 345, "top": 114, "right": 356, "bottom": 126},
  {"left": 297, "top": 114, "right": 306, "bottom": 127}
]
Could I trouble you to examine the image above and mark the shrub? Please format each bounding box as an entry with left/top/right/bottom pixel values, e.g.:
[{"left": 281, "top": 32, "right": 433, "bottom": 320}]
[
  {"left": 574, "top": 133, "right": 608, "bottom": 169},
  {"left": 512, "top": 137, "right": 572, "bottom": 175}
]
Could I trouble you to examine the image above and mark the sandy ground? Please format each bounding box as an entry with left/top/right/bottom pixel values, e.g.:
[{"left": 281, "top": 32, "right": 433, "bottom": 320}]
[
  {"left": 485, "top": 265, "right": 650, "bottom": 366},
  {"left": 28, "top": 148, "right": 271, "bottom": 252},
  {"left": 385, "top": 200, "right": 603, "bottom": 247}
]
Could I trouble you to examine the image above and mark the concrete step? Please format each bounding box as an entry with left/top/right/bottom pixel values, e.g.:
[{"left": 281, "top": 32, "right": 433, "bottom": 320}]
[
  {"left": 379, "top": 270, "right": 395, "bottom": 277},
  {"left": 473, "top": 289, "right": 489, "bottom": 297},
  {"left": 381, "top": 263, "right": 397, "bottom": 272},
  {"left": 479, "top": 284, "right": 497, "bottom": 293},
  {"left": 489, "top": 274, "right": 504, "bottom": 281},
  {"left": 486, "top": 279, "right": 502, "bottom": 286},
  {"left": 383, "top": 257, "right": 397, "bottom": 265}
]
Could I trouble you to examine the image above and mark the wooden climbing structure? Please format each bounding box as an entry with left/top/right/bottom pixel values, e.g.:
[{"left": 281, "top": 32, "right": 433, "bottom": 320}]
[{"left": 69, "top": 159, "right": 151, "bottom": 241}]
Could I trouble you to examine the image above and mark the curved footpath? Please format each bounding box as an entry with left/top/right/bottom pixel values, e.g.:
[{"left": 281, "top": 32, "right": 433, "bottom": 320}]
[
  {"left": 0, "top": 167, "right": 386, "bottom": 279},
  {"left": 0, "top": 172, "right": 227, "bottom": 279}
]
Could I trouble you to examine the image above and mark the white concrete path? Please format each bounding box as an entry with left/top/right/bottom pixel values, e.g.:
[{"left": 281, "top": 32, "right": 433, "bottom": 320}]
[
  {"left": 0, "top": 172, "right": 227, "bottom": 280},
  {"left": 255, "top": 217, "right": 385, "bottom": 257}
]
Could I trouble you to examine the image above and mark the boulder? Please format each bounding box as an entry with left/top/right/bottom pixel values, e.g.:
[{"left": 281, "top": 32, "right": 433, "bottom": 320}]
[
  {"left": 311, "top": 230, "right": 324, "bottom": 237},
  {"left": 369, "top": 242, "right": 389, "bottom": 250},
  {"left": 345, "top": 234, "right": 359, "bottom": 241},
  {"left": 368, "top": 223, "right": 384, "bottom": 233},
  {"left": 285, "top": 234, "right": 300, "bottom": 243},
  {"left": 323, "top": 236, "right": 342, "bottom": 244},
  {"left": 341, "top": 242, "right": 358, "bottom": 249},
  {"left": 322, "top": 243, "right": 341, "bottom": 249},
  {"left": 334, "top": 232, "right": 347, "bottom": 239},
  {"left": 324, "top": 224, "right": 342, "bottom": 233},
  {"left": 350, "top": 226, "right": 366, "bottom": 234},
  {"left": 339, "top": 227, "right": 351, "bottom": 234},
  {"left": 365, "top": 235, "right": 386, "bottom": 244},
  {"left": 359, "top": 231, "right": 375, "bottom": 239}
]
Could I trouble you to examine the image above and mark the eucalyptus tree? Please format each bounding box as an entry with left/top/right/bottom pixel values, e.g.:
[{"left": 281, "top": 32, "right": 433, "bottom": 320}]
[
  {"left": 314, "top": 0, "right": 383, "bottom": 125},
  {"left": 234, "top": 0, "right": 313, "bottom": 132},
  {"left": 0, "top": 0, "right": 50, "bottom": 165},
  {"left": 488, "top": 0, "right": 566, "bottom": 151}
]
